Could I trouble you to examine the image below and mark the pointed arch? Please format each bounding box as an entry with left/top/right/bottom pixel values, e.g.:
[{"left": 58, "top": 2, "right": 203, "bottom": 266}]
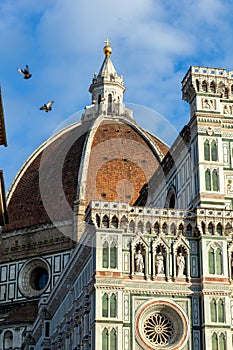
[
  {"left": 204, "top": 140, "right": 210, "bottom": 161},
  {"left": 219, "top": 333, "right": 226, "bottom": 350},
  {"left": 102, "top": 215, "right": 109, "bottom": 228},
  {"left": 208, "top": 247, "right": 215, "bottom": 274},
  {"left": 211, "top": 332, "right": 218, "bottom": 350},
  {"left": 211, "top": 140, "right": 218, "bottom": 161},
  {"left": 210, "top": 81, "right": 216, "bottom": 93},
  {"left": 129, "top": 220, "right": 135, "bottom": 233},
  {"left": 137, "top": 221, "right": 143, "bottom": 233},
  {"left": 224, "top": 88, "right": 229, "bottom": 99},
  {"left": 154, "top": 222, "right": 159, "bottom": 234},
  {"left": 110, "top": 294, "right": 117, "bottom": 318},
  {"left": 217, "top": 223, "right": 223, "bottom": 236},
  {"left": 210, "top": 299, "right": 217, "bottom": 322},
  {"left": 146, "top": 221, "right": 151, "bottom": 234},
  {"left": 212, "top": 169, "right": 219, "bottom": 191},
  {"left": 102, "top": 294, "right": 108, "bottom": 317},
  {"left": 107, "top": 94, "right": 113, "bottom": 113},
  {"left": 208, "top": 222, "right": 214, "bottom": 235},
  {"left": 102, "top": 328, "right": 109, "bottom": 350},
  {"left": 110, "top": 329, "right": 117, "bottom": 350},
  {"left": 110, "top": 242, "right": 117, "bottom": 268},
  {"left": 178, "top": 223, "right": 184, "bottom": 235},
  {"left": 218, "top": 299, "right": 224, "bottom": 322},
  {"left": 170, "top": 223, "right": 176, "bottom": 235},
  {"left": 111, "top": 215, "right": 118, "bottom": 229},
  {"left": 120, "top": 216, "right": 128, "bottom": 232},
  {"left": 216, "top": 247, "right": 223, "bottom": 274},
  {"left": 202, "top": 80, "right": 208, "bottom": 92},
  {"left": 186, "top": 224, "right": 192, "bottom": 236},
  {"left": 205, "top": 169, "right": 211, "bottom": 191},
  {"left": 162, "top": 222, "right": 167, "bottom": 234},
  {"left": 103, "top": 241, "right": 109, "bottom": 268}
]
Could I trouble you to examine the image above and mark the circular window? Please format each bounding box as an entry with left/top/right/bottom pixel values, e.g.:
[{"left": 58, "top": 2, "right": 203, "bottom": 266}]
[
  {"left": 136, "top": 299, "right": 189, "bottom": 350},
  {"left": 18, "top": 258, "right": 50, "bottom": 298}
]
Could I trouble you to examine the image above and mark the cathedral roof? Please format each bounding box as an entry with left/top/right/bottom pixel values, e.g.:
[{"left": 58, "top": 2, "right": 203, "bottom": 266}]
[{"left": 3, "top": 42, "right": 169, "bottom": 233}]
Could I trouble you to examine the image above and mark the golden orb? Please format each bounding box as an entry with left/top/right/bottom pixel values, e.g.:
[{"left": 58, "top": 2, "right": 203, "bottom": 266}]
[{"left": 103, "top": 45, "right": 112, "bottom": 56}]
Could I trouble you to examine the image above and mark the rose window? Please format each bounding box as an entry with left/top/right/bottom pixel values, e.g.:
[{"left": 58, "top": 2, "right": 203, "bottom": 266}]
[
  {"left": 143, "top": 313, "right": 173, "bottom": 345},
  {"left": 136, "top": 299, "right": 189, "bottom": 350}
]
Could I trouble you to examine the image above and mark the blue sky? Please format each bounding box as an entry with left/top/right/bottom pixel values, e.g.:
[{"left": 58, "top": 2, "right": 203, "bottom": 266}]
[{"left": 1, "top": 0, "right": 233, "bottom": 190}]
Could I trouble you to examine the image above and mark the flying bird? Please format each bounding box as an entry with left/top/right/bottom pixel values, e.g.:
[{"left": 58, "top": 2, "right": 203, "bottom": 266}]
[
  {"left": 17, "top": 65, "right": 32, "bottom": 79},
  {"left": 40, "top": 101, "right": 54, "bottom": 112}
]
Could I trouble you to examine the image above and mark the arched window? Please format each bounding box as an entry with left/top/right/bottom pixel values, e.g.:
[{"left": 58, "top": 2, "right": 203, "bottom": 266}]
[
  {"left": 107, "top": 94, "right": 113, "bottom": 113},
  {"left": 210, "top": 299, "right": 217, "bottom": 322},
  {"left": 137, "top": 221, "right": 143, "bottom": 233},
  {"left": 208, "top": 223, "right": 214, "bottom": 235},
  {"left": 212, "top": 170, "right": 219, "bottom": 191},
  {"left": 186, "top": 224, "right": 192, "bottom": 236},
  {"left": 102, "top": 215, "right": 109, "bottom": 228},
  {"left": 154, "top": 222, "right": 159, "bottom": 234},
  {"left": 3, "top": 331, "right": 13, "bottom": 350},
  {"left": 205, "top": 169, "right": 211, "bottom": 191},
  {"left": 162, "top": 222, "right": 167, "bottom": 234},
  {"left": 217, "top": 223, "right": 222, "bottom": 236},
  {"left": 110, "top": 294, "right": 117, "bottom": 318},
  {"left": 103, "top": 242, "right": 109, "bottom": 268},
  {"left": 208, "top": 247, "right": 215, "bottom": 274},
  {"left": 225, "top": 223, "right": 232, "bottom": 235},
  {"left": 216, "top": 248, "right": 223, "bottom": 275},
  {"left": 102, "top": 328, "right": 109, "bottom": 350},
  {"left": 211, "top": 333, "right": 218, "bottom": 350},
  {"left": 146, "top": 222, "right": 151, "bottom": 234},
  {"left": 218, "top": 299, "right": 224, "bottom": 322},
  {"left": 110, "top": 242, "right": 117, "bottom": 268},
  {"left": 211, "top": 140, "right": 218, "bottom": 161},
  {"left": 96, "top": 214, "right": 101, "bottom": 227},
  {"left": 202, "top": 221, "right": 206, "bottom": 234},
  {"left": 196, "top": 79, "right": 200, "bottom": 92},
  {"left": 111, "top": 216, "right": 118, "bottom": 229},
  {"left": 219, "top": 333, "right": 226, "bottom": 350},
  {"left": 170, "top": 223, "right": 176, "bottom": 235},
  {"left": 98, "top": 94, "right": 102, "bottom": 104},
  {"left": 178, "top": 224, "right": 184, "bottom": 235},
  {"left": 120, "top": 216, "right": 128, "bottom": 231},
  {"left": 202, "top": 81, "right": 208, "bottom": 92},
  {"left": 224, "top": 88, "right": 228, "bottom": 99},
  {"left": 210, "top": 81, "right": 216, "bottom": 93},
  {"left": 204, "top": 140, "right": 210, "bottom": 161},
  {"left": 110, "top": 329, "right": 117, "bottom": 350},
  {"left": 102, "top": 294, "right": 108, "bottom": 317},
  {"left": 129, "top": 220, "right": 135, "bottom": 233}
]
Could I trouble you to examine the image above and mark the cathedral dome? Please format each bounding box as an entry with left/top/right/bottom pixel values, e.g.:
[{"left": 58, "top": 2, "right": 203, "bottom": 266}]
[{"left": 3, "top": 43, "right": 169, "bottom": 233}]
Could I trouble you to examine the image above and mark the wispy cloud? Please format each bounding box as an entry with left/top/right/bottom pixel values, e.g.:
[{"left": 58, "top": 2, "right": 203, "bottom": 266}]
[{"left": 1, "top": 0, "right": 233, "bottom": 189}]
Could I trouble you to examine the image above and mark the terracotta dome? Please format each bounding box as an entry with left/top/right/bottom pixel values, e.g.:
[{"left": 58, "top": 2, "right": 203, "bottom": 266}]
[{"left": 3, "top": 114, "right": 168, "bottom": 232}]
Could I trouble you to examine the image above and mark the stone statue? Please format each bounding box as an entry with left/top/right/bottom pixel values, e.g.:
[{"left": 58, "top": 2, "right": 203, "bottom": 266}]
[
  {"left": 177, "top": 252, "right": 185, "bottom": 277},
  {"left": 135, "top": 250, "right": 144, "bottom": 273},
  {"left": 155, "top": 252, "right": 164, "bottom": 274}
]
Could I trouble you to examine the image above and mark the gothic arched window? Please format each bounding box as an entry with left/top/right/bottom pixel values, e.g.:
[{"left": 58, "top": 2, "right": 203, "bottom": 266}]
[
  {"left": 196, "top": 79, "right": 200, "bottom": 92},
  {"left": 208, "top": 247, "right": 215, "bottom": 274},
  {"left": 204, "top": 140, "right": 210, "bottom": 161},
  {"left": 107, "top": 94, "right": 113, "bottom": 113},
  {"left": 216, "top": 223, "right": 222, "bottom": 236},
  {"left": 218, "top": 299, "right": 224, "bottom": 322},
  {"left": 211, "top": 333, "right": 218, "bottom": 350},
  {"left": 211, "top": 140, "right": 218, "bottom": 161},
  {"left": 103, "top": 242, "right": 109, "bottom": 268},
  {"left": 146, "top": 222, "right": 151, "bottom": 234},
  {"left": 202, "top": 81, "right": 208, "bottom": 92},
  {"left": 102, "top": 294, "right": 108, "bottom": 317},
  {"left": 205, "top": 169, "right": 211, "bottom": 191},
  {"left": 111, "top": 216, "right": 118, "bottom": 229},
  {"left": 129, "top": 220, "right": 135, "bottom": 233},
  {"left": 110, "top": 242, "right": 117, "bottom": 269},
  {"left": 210, "top": 81, "right": 216, "bottom": 93},
  {"left": 120, "top": 216, "right": 128, "bottom": 231},
  {"left": 96, "top": 214, "right": 101, "bottom": 227},
  {"left": 216, "top": 248, "right": 223, "bottom": 275},
  {"left": 110, "top": 294, "right": 117, "bottom": 318},
  {"left": 102, "top": 215, "right": 109, "bottom": 228},
  {"left": 102, "top": 328, "right": 109, "bottom": 350},
  {"left": 110, "top": 329, "right": 117, "bottom": 350},
  {"left": 162, "top": 222, "right": 167, "bottom": 234},
  {"left": 212, "top": 169, "right": 219, "bottom": 191},
  {"left": 154, "top": 222, "right": 159, "bottom": 234},
  {"left": 210, "top": 299, "right": 217, "bottom": 322},
  {"left": 219, "top": 333, "right": 226, "bottom": 350},
  {"left": 208, "top": 223, "right": 214, "bottom": 235}
]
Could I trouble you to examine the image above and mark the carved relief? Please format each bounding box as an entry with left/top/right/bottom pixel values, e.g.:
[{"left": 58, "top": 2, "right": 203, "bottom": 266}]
[{"left": 202, "top": 98, "right": 216, "bottom": 110}]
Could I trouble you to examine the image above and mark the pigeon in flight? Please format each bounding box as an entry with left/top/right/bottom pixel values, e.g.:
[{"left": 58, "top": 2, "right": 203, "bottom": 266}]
[
  {"left": 40, "top": 101, "right": 54, "bottom": 112},
  {"left": 17, "top": 65, "right": 32, "bottom": 79}
]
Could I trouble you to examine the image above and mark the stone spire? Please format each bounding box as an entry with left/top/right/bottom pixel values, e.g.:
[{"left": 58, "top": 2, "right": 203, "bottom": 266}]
[{"left": 89, "top": 39, "right": 126, "bottom": 107}]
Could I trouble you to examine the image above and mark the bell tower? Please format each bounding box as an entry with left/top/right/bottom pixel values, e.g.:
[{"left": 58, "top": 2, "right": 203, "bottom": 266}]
[{"left": 182, "top": 66, "right": 233, "bottom": 209}]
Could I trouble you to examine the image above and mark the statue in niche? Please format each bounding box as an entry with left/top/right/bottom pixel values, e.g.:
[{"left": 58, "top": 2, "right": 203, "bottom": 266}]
[
  {"left": 135, "top": 249, "right": 144, "bottom": 273},
  {"left": 155, "top": 252, "right": 164, "bottom": 274},
  {"left": 177, "top": 252, "right": 185, "bottom": 277}
]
